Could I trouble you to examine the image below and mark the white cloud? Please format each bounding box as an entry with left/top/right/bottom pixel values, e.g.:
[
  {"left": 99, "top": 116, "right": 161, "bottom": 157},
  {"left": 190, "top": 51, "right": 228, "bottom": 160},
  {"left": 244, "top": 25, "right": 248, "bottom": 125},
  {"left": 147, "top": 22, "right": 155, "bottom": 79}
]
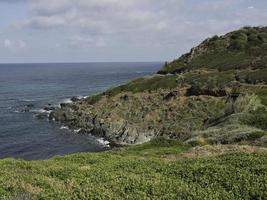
[
  {"left": 2, "top": 0, "right": 267, "bottom": 62},
  {"left": 21, "top": 0, "right": 181, "bottom": 34},
  {"left": 3, "top": 39, "right": 26, "bottom": 50},
  {"left": 23, "top": 16, "right": 66, "bottom": 29},
  {"left": 70, "top": 35, "right": 106, "bottom": 48},
  {"left": 4, "top": 39, "right": 12, "bottom": 48}
]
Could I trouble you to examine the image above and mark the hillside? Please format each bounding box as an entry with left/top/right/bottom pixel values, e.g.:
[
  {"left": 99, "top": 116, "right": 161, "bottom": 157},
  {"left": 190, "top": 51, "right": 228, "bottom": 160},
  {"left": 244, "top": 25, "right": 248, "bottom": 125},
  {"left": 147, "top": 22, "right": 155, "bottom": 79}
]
[
  {"left": 158, "top": 26, "right": 267, "bottom": 74},
  {"left": 51, "top": 26, "right": 267, "bottom": 146}
]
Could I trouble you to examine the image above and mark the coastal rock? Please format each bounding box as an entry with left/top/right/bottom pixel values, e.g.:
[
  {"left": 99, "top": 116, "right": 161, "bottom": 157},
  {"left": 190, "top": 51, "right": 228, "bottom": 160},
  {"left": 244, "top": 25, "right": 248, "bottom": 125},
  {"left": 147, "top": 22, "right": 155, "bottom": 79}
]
[
  {"left": 43, "top": 106, "right": 55, "bottom": 112},
  {"left": 50, "top": 87, "right": 229, "bottom": 145},
  {"left": 71, "top": 96, "right": 81, "bottom": 102},
  {"left": 34, "top": 112, "right": 49, "bottom": 119}
]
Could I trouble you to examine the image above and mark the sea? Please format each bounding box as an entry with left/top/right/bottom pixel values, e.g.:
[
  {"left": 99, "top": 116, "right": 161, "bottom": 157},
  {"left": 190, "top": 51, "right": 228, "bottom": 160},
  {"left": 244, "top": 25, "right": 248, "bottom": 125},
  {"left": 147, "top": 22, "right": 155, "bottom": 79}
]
[{"left": 0, "top": 62, "right": 162, "bottom": 160}]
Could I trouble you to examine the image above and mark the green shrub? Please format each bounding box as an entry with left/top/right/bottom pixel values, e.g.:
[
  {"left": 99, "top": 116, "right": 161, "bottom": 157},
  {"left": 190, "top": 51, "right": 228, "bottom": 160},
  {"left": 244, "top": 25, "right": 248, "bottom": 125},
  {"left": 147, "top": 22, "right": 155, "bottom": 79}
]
[
  {"left": 85, "top": 93, "right": 103, "bottom": 104},
  {"left": 242, "top": 107, "right": 267, "bottom": 130}
]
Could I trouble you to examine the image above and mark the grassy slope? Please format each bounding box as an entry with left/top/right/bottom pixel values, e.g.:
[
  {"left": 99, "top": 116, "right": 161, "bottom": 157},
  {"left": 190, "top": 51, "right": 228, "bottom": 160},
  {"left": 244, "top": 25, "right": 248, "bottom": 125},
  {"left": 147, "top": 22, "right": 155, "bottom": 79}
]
[
  {"left": 158, "top": 27, "right": 267, "bottom": 74},
  {"left": 0, "top": 139, "right": 266, "bottom": 200}
]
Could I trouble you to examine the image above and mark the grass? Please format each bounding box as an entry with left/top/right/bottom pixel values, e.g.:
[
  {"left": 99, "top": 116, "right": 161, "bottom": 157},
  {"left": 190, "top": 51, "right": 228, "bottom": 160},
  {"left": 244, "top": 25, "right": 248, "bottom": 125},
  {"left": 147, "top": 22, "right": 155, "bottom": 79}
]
[
  {"left": 104, "top": 75, "right": 178, "bottom": 96},
  {"left": 85, "top": 75, "right": 179, "bottom": 104},
  {"left": 114, "top": 138, "right": 190, "bottom": 158},
  {"left": 0, "top": 139, "right": 266, "bottom": 200}
]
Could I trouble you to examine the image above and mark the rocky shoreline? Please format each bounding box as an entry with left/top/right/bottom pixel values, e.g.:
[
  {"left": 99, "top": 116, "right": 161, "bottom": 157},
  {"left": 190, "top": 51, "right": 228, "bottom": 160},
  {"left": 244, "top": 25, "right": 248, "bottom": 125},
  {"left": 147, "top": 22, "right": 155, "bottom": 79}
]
[
  {"left": 48, "top": 86, "right": 228, "bottom": 146},
  {"left": 49, "top": 95, "right": 158, "bottom": 146}
]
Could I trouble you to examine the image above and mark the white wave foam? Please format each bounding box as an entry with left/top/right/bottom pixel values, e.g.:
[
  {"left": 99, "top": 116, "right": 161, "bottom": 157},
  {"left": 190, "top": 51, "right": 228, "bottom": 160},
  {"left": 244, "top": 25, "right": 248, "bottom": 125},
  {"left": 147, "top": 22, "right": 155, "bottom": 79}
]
[
  {"left": 21, "top": 99, "right": 36, "bottom": 102},
  {"left": 73, "top": 128, "right": 81, "bottom": 134},
  {"left": 97, "top": 138, "right": 110, "bottom": 147},
  {"left": 62, "top": 98, "right": 73, "bottom": 104},
  {"left": 60, "top": 126, "right": 69, "bottom": 130},
  {"left": 30, "top": 109, "right": 52, "bottom": 114}
]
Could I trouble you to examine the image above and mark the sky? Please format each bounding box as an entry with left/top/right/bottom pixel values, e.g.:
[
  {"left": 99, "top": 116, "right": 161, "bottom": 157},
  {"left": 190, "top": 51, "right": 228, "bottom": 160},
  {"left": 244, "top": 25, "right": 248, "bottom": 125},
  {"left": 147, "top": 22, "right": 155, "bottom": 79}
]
[{"left": 0, "top": 0, "right": 267, "bottom": 63}]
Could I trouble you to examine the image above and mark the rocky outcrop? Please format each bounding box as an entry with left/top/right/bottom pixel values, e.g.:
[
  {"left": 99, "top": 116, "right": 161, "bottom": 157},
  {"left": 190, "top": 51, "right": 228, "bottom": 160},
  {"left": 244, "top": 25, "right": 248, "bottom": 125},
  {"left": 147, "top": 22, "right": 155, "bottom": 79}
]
[{"left": 50, "top": 87, "right": 228, "bottom": 145}]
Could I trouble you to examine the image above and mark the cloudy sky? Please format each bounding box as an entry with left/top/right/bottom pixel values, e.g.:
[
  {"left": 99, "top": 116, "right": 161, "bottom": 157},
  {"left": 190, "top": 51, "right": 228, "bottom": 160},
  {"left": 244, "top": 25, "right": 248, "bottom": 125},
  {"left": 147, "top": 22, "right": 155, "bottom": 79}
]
[{"left": 0, "top": 0, "right": 267, "bottom": 63}]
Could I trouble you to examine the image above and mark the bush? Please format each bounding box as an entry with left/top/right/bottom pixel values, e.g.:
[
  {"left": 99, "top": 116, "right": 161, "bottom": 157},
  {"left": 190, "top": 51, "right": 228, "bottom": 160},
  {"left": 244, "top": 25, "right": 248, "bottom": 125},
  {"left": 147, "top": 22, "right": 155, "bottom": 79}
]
[{"left": 242, "top": 107, "right": 267, "bottom": 130}]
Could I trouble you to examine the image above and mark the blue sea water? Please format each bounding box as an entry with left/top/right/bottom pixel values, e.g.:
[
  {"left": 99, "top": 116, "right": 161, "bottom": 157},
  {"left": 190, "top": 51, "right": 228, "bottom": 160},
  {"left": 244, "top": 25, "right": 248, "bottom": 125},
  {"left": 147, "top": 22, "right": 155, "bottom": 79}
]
[{"left": 0, "top": 62, "right": 162, "bottom": 160}]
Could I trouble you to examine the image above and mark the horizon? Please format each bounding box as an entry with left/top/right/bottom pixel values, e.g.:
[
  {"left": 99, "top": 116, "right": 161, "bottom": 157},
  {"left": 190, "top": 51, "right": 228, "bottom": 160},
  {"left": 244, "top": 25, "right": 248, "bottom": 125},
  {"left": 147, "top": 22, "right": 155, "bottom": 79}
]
[
  {"left": 1, "top": 0, "right": 267, "bottom": 63},
  {"left": 0, "top": 61, "right": 164, "bottom": 65}
]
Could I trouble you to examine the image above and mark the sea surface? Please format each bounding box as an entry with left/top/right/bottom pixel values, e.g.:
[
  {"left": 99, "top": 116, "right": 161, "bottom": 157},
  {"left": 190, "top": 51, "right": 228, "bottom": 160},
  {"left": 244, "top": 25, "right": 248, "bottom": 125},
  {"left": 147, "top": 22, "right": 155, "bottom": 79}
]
[{"left": 0, "top": 62, "right": 162, "bottom": 160}]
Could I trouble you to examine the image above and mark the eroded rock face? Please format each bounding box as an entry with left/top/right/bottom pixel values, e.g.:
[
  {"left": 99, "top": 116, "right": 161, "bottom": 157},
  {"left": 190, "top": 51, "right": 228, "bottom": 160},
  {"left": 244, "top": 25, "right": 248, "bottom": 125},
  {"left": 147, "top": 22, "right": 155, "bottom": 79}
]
[{"left": 50, "top": 87, "right": 227, "bottom": 145}]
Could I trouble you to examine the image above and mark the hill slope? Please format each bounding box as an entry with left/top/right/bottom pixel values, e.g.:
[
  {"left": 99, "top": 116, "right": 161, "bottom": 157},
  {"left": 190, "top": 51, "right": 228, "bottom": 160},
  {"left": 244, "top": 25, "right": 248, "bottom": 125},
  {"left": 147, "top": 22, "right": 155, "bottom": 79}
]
[
  {"left": 158, "top": 26, "right": 267, "bottom": 74},
  {"left": 51, "top": 27, "right": 267, "bottom": 146}
]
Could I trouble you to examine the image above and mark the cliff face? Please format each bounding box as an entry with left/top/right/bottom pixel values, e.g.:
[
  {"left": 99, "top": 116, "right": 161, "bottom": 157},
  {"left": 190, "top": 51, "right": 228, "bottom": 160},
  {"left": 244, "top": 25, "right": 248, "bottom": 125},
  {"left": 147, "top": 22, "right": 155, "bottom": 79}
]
[{"left": 51, "top": 27, "right": 267, "bottom": 146}]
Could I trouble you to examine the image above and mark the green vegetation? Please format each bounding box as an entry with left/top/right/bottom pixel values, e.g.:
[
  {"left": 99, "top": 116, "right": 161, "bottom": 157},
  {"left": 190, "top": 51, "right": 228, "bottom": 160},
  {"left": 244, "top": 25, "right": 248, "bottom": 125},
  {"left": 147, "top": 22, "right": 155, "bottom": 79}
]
[
  {"left": 0, "top": 139, "right": 266, "bottom": 200},
  {"left": 115, "top": 138, "right": 190, "bottom": 157},
  {"left": 158, "top": 27, "right": 267, "bottom": 74},
  {"left": 85, "top": 75, "right": 179, "bottom": 104},
  {"left": 105, "top": 75, "right": 178, "bottom": 97},
  {"left": 242, "top": 107, "right": 267, "bottom": 130}
]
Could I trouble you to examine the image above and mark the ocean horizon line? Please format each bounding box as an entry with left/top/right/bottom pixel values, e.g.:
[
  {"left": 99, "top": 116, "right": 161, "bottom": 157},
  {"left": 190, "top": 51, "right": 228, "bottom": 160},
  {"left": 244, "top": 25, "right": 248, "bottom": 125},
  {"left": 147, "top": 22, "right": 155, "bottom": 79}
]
[{"left": 0, "top": 61, "right": 164, "bottom": 65}]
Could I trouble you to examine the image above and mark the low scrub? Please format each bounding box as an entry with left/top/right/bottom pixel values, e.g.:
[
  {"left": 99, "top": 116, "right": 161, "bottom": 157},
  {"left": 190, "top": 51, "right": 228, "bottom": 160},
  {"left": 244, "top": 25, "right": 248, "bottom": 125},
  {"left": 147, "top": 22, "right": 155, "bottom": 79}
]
[{"left": 0, "top": 140, "right": 266, "bottom": 199}]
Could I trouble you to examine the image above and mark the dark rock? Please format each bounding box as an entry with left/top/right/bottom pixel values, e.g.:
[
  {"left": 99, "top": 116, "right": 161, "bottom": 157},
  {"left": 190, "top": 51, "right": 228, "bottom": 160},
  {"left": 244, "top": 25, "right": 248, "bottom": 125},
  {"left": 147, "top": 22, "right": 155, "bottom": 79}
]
[
  {"left": 120, "top": 94, "right": 129, "bottom": 101},
  {"left": 34, "top": 113, "right": 49, "bottom": 120},
  {"left": 26, "top": 104, "right": 34, "bottom": 108},
  {"left": 71, "top": 96, "right": 81, "bottom": 102},
  {"left": 43, "top": 106, "right": 55, "bottom": 111},
  {"left": 163, "top": 91, "right": 177, "bottom": 100},
  {"left": 60, "top": 103, "right": 69, "bottom": 108}
]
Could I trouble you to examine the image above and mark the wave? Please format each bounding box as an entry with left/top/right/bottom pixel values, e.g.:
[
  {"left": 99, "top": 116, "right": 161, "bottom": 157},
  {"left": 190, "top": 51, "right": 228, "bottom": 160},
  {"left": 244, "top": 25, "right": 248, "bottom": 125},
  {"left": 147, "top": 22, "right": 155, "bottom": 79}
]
[
  {"left": 30, "top": 109, "right": 52, "bottom": 114},
  {"left": 62, "top": 98, "right": 73, "bottom": 104},
  {"left": 60, "top": 126, "right": 69, "bottom": 130},
  {"left": 13, "top": 110, "right": 21, "bottom": 113},
  {"left": 21, "top": 99, "right": 37, "bottom": 102},
  {"left": 97, "top": 138, "right": 110, "bottom": 147},
  {"left": 73, "top": 128, "right": 81, "bottom": 134}
]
